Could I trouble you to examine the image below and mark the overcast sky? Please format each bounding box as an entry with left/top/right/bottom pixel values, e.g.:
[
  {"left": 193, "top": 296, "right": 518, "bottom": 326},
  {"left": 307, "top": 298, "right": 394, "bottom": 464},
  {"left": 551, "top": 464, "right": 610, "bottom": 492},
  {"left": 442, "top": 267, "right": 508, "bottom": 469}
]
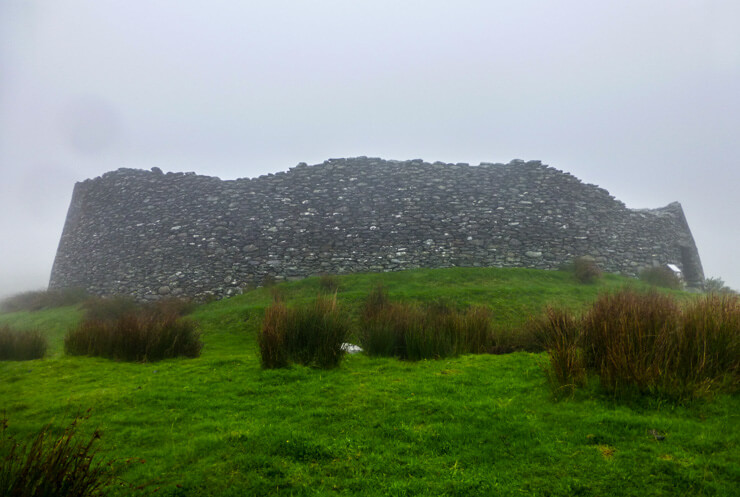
[{"left": 1, "top": 0, "right": 738, "bottom": 299}]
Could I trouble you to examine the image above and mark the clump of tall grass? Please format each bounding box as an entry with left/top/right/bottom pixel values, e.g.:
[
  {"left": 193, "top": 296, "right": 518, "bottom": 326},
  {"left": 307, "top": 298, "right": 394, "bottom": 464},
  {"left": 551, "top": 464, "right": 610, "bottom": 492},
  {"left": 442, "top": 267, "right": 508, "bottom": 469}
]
[
  {"left": 533, "top": 289, "right": 739, "bottom": 399},
  {"left": 639, "top": 266, "right": 682, "bottom": 290},
  {"left": 359, "top": 286, "right": 493, "bottom": 360},
  {"left": 0, "top": 326, "right": 47, "bottom": 361},
  {"left": 258, "top": 303, "right": 290, "bottom": 369},
  {"left": 673, "top": 294, "right": 740, "bottom": 395},
  {"left": 581, "top": 289, "right": 680, "bottom": 394},
  {"left": 65, "top": 299, "right": 202, "bottom": 362},
  {"left": 0, "top": 414, "right": 116, "bottom": 497},
  {"left": 526, "top": 307, "right": 585, "bottom": 394},
  {"left": 0, "top": 288, "right": 89, "bottom": 313},
  {"left": 258, "top": 295, "right": 349, "bottom": 369}
]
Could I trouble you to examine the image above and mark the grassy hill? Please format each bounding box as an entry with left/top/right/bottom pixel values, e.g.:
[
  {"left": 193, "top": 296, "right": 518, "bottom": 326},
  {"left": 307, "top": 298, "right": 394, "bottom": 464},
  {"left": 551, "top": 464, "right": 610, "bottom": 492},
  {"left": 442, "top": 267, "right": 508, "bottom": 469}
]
[{"left": 0, "top": 268, "right": 737, "bottom": 496}]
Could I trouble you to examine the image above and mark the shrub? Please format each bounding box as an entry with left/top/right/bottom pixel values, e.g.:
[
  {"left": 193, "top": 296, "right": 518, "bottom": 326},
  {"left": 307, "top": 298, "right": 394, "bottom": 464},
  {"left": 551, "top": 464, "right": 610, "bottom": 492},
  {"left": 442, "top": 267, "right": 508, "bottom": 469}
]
[
  {"left": 526, "top": 307, "right": 585, "bottom": 393},
  {"left": 572, "top": 257, "right": 602, "bottom": 284},
  {"left": 258, "top": 296, "right": 350, "bottom": 369},
  {"left": 0, "top": 288, "right": 89, "bottom": 313},
  {"left": 0, "top": 326, "right": 47, "bottom": 361},
  {"left": 65, "top": 305, "right": 202, "bottom": 362},
  {"left": 318, "top": 274, "right": 340, "bottom": 293},
  {"left": 0, "top": 414, "right": 115, "bottom": 497},
  {"left": 674, "top": 294, "right": 740, "bottom": 395},
  {"left": 704, "top": 277, "right": 737, "bottom": 295},
  {"left": 581, "top": 289, "right": 680, "bottom": 394},
  {"left": 639, "top": 266, "right": 682, "bottom": 290}
]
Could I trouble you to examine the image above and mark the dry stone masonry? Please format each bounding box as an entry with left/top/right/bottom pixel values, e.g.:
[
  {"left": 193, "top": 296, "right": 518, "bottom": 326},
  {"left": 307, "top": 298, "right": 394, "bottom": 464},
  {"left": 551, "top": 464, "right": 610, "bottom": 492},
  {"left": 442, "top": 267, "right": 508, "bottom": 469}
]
[{"left": 49, "top": 157, "right": 705, "bottom": 300}]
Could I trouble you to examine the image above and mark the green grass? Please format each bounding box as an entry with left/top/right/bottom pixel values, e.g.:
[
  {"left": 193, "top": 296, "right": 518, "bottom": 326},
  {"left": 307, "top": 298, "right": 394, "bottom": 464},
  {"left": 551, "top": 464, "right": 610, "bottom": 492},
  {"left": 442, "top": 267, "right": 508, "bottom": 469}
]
[{"left": 0, "top": 267, "right": 737, "bottom": 496}]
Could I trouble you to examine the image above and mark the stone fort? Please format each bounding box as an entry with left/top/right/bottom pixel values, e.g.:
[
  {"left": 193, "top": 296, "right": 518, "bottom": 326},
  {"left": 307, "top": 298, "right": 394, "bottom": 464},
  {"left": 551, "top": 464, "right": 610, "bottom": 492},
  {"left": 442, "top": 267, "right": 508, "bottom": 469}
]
[{"left": 49, "top": 157, "right": 705, "bottom": 300}]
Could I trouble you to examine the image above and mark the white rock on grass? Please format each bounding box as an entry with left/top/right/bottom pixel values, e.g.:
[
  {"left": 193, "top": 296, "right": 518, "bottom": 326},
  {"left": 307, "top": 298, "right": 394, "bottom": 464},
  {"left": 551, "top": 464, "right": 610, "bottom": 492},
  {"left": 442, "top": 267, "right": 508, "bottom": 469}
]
[{"left": 341, "top": 343, "right": 363, "bottom": 354}]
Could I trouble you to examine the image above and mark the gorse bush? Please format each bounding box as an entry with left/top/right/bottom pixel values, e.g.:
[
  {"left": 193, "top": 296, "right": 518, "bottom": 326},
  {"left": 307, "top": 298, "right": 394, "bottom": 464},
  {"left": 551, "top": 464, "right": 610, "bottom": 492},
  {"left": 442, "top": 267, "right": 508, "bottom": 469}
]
[
  {"left": 359, "top": 287, "right": 493, "bottom": 360},
  {"left": 0, "top": 414, "right": 116, "bottom": 497},
  {"left": 572, "top": 257, "right": 602, "bottom": 284},
  {"left": 0, "top": 326, "right": 47, "bottom": 361},
  {"left": 639, "top": 266, "right": 682, "bottom": 290},
  {"left": 258, "top": 295, "right": 349, "bottom": 369},
  {"left": 65, "top": 302, "right": 202, "bottom": 362},
  {"left": 0, "top": 288, "right": 89, "bottom": 313}
]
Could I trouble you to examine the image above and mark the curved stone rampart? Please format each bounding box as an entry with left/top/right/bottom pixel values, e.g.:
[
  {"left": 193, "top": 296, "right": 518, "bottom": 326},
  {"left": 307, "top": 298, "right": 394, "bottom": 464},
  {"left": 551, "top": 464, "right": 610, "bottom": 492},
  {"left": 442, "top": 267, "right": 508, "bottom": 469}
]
[{"left": 49, "top": 157, "right": 705, "bottom": 300}]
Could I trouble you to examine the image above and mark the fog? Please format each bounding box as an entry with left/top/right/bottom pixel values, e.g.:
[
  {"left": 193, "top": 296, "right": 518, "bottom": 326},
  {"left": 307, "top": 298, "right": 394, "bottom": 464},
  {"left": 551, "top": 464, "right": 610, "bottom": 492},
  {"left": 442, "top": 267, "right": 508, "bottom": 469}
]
[{"left": 1, "top": 0, "right": 738, "bottom": 299}]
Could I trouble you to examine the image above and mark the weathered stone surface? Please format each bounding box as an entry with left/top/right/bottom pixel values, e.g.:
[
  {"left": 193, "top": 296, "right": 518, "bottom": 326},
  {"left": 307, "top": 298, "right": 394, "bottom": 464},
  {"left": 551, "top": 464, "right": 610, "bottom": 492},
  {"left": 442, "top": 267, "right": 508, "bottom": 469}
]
[{"left": 49, "top": 157, "right": 705, "bottom": 300}]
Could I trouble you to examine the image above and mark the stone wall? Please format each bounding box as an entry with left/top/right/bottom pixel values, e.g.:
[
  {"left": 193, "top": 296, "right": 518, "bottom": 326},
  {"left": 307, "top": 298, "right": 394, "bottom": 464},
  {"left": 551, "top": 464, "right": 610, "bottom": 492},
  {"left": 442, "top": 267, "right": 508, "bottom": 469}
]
[{"left": 49, "top": 157, "right": 705, "bottom": 300}]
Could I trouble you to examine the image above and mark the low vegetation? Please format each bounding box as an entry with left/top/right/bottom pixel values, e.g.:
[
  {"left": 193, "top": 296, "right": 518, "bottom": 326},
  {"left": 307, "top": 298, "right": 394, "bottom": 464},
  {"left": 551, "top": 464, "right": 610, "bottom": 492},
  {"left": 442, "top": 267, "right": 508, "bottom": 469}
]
[
  {"left": 0, "top": 267, "right": 737, "bottom": 496},
  {"left": 359, "top": 285, "right": 493, "bottom": 359},
  {"left": 0, "top": 414, "right": 118, "bottom": 497},
  {"left": 526, "top": 306, "right": 585, "bottom": 394},
  {"left": 259, "top": 295, "right": 349, "bottom": 369},
  {"left": 64, "top": 298, "right": 202, "bottom": 362},
  {"left": 535, "top": 289, "right": 739, "bottom": 399},
  {"left": 0, "top": 325, "right": 48, "bottom": 361}
]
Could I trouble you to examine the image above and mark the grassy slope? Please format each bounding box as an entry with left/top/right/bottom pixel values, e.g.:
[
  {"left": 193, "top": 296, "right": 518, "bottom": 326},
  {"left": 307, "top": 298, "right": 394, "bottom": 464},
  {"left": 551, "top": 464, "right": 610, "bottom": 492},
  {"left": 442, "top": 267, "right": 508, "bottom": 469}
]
[{"left": 0, "top": 268, "right": 737, "bottom": 496}]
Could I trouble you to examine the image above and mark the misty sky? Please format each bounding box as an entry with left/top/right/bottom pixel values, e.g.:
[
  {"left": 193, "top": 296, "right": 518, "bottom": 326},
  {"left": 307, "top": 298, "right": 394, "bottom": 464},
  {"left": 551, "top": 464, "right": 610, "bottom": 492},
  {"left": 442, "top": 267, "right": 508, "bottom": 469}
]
[{"left": 1, "top": 0, "right": 738, "bottom": 298}]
